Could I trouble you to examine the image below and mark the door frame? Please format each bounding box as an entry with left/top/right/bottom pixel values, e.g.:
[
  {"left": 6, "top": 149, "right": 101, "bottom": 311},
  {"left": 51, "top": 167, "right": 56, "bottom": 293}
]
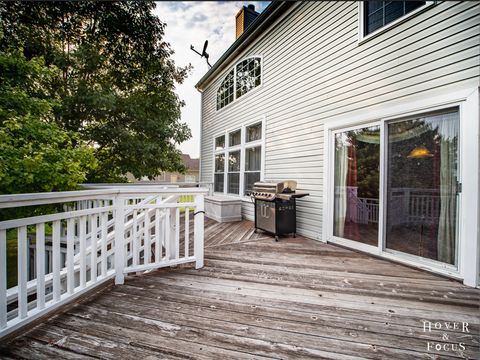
[{"left": 323, "top": 87, "right": 479, "bottom": 287}]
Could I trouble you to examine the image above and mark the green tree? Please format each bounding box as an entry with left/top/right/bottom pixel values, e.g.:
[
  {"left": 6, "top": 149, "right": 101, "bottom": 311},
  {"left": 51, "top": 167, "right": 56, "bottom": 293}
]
[
  {"left": 0, "top": 1, "right": 191, "bottom": 182},
  {"left": 0, "top": 50, "right": 97, "bottom": 194}
]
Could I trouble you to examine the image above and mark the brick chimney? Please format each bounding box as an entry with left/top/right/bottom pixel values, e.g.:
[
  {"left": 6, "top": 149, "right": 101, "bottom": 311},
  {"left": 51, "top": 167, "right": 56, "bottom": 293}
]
[{"left": 235, "top": 4, "right": 259, "bottom": 39}]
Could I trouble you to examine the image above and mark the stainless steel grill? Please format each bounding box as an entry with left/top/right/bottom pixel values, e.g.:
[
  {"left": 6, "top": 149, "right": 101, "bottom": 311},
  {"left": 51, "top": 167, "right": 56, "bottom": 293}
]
[
  {"left": 249, "top": 180, "right": 308, "bottom": 200},
  {"left": 249, "top": 180, "right": 309, "bottom": 241}
]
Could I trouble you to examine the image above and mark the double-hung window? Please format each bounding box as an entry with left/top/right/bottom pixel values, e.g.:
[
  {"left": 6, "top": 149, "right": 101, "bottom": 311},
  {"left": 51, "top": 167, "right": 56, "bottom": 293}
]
[
  {"left": 244, "top": 122, "right": 262, "bottom": 195},
  {"left": 214, "top": 136, "right": 225, "bottom": 193},
  {"left": 227, "top": 130, "right": 241, "bottom": 194},
  {"left": 213, "top": 120, "right": 264, "bottom": 197}
]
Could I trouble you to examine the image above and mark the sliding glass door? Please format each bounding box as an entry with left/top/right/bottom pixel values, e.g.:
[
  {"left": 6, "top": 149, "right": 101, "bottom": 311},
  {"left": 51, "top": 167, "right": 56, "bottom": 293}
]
[
  {"left": 334, "top": 125, "right": 380, "bottom": 246},
  {"left": 385, "top": 110, "right": 459, "bottom": 265},
  {"left": 332, "top": 108, "right": 460, "bottom": 268}
]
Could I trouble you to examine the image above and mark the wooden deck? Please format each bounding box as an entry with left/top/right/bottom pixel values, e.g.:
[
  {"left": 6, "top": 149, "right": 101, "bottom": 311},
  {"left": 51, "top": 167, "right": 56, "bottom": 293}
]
[{"left": 1, "top": 218, "right": 479, "bottom": 359}]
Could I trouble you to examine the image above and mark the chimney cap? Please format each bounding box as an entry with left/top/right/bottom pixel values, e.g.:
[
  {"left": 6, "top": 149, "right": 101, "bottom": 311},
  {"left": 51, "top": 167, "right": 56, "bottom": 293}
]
[{"left": 247, "top": 4, "right": 255, "bottom": 11}]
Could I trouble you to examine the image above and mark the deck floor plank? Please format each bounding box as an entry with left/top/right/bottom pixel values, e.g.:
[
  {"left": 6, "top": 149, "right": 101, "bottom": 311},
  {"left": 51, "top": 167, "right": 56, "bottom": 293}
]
[
  {"left": 2, "top": 218, "right": 479, "bottom": 359},
  {"left": 104, "top": 285, "right": 477, "bottom": 345}
]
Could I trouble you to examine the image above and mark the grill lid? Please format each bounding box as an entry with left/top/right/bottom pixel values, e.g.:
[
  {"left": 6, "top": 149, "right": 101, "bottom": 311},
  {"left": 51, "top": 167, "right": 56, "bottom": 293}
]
[
  {"left": 250, "top": 180, "right": 309, "bottom": 201},
  {"left": 252, "top": 180, "right": 297, "bottom": 194}
]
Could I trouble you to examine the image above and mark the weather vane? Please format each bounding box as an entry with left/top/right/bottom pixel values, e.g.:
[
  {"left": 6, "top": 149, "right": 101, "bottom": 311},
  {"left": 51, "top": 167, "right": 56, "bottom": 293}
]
[{"left": 190, "top": 40, "right": 212, "bottom": 68}]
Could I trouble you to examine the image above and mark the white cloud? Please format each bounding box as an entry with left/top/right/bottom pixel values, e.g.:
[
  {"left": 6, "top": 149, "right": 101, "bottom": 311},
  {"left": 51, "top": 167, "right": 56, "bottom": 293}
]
[{"left": 153, "top": 1, "right": 269, "bottom": 158}]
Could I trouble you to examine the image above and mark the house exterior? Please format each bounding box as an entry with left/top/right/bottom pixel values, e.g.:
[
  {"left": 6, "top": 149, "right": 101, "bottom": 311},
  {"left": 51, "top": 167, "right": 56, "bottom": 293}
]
[
  {"left": 126, "top": 154, "right": 200, "bottom": 183},
  {"left": 196, "top": 1, "right": 479, "bottom": 287}
]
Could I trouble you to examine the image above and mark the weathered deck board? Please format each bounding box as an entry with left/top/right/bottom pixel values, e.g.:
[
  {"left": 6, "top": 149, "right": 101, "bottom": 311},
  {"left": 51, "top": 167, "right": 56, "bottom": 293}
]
[{"left": 1, "top": 218, "right": 479, "bottom": 359}]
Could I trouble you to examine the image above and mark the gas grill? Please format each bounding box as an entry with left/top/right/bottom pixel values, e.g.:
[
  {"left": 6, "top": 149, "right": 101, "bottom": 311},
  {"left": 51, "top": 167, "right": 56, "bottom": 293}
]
[{"left": 250, "top": 180, "right": 309, "bottom": 241}]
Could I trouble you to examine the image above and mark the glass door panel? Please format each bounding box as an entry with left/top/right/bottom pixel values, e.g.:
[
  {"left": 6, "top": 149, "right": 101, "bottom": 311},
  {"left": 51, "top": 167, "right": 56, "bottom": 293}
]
[
  {"left": 333, "top": 125, "right": 380, "bottom": 246},
  {"left": 385, "top": 110, "right": 459, "bottom": 265}
]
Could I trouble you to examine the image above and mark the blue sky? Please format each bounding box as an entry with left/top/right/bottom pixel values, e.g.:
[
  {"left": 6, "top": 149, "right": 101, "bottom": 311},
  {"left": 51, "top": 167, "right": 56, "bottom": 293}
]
[{"left": 153, "top": 1, "right": 270, "bottom": 158}]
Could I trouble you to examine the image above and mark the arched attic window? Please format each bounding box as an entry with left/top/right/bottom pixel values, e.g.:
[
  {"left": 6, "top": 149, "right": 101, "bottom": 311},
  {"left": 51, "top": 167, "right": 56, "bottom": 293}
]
[
  {"left": 236, "top": 56, "right": 261, "bottom": 99},
  {"left": 216, "top": 69, "right": 234, "bottom": 110},
  {"left": 216, "top": 56, "right": 262, "bottom": 111}
]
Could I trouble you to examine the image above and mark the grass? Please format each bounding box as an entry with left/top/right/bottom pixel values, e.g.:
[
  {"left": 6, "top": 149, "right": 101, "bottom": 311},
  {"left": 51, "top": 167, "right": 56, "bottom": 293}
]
[{"left": 178, "top": 195, "right": 194, "bottom": 213}]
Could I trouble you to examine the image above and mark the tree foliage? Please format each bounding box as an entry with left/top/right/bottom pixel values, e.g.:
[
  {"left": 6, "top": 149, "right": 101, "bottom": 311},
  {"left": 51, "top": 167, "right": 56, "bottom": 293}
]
[
  {"left": 0, "top": 50, "right": 96, "bottom": 194},
  {"left": 0, "top": 1, "right": 191, "bottom": 183}
]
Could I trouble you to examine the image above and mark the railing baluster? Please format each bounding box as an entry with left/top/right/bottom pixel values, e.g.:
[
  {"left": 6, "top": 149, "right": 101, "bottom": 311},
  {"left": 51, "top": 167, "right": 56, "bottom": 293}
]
[
  {"left": 79, "top": 216, "right": 86, "bottom": 288},
  {"left": 155, "top": 209, "right": 160, "bottom": 263},
  {"left": 17, "top": 226, "right": 28, "bottom": 319},
  {"left": 36, "top": 223, "right": 45, "bottom": 309},
  {"left": 144, "top": 210, "right": 151, "bottom": 264},
  {"left": 0, "top": 229, "right": 6, "bottom": 329},
  {"left": 132, "top": 210, "right": 138, "bottom": 267},
  {"left": 185, "top": 208, "right": 189, "bottom": 258},
  {"left": 194, "top": 195, "right": 204, "bottom": 269},
  {"left": 66, "top": 218, "right": 75, "bottom": 294},
  {"left": 90, "top": 214, "right": 97, "bottom": 283},
  {"left": 52, "top": 220, "right": 61, "bottom": 302},
  {"left": 165, "top": 209, "right": 170, "bottom": 261},
  {"left": 161, "top": 216, "right": 165, "bottom": 259},
  {"left": 175, "top": 208, "right": 180, "bottom": 260},
  {"left": 101, "top": 212, "right": 108, "bottom": 276},
  {"left": 114, "top": 196, "right": 125, "bottom": 285}
]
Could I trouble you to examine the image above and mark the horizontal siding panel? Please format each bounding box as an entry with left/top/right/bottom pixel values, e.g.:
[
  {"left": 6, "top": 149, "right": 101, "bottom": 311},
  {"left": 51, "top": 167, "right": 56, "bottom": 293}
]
[
  {"left": 265, "top": 125, "right": 325, "bottom": 144},
  {"left": 266, "top": 140, "right": 323, "bottom": 154},
  {"left": 266, "top": 157, "right": 323, "bottom": 167},
  {"left": 267, "top": 148, "right": 324, "bottom": 161},
  {"left": 261, "top": 65, "right": 477, "bottom": 129},
  {"left": 263, "top": 3, "right": 473, "bottom": 98}
]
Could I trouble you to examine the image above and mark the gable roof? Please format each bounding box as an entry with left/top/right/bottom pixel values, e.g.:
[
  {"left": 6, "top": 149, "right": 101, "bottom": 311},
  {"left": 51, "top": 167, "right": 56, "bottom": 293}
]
[{"left": 195, "top": 1, "right": 293, "bottom": 92}]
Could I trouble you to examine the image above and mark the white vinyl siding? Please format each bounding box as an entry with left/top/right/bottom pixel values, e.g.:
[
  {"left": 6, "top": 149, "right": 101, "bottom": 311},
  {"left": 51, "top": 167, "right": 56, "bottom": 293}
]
[{"left": 200, "top": 1, "right": 480, "bottom": 241}]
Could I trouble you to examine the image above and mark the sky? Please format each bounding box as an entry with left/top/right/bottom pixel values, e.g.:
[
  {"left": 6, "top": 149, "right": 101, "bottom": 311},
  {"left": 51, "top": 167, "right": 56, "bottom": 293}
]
[{"left": 153, "top": 1, "right": 270, "bottom": 159}]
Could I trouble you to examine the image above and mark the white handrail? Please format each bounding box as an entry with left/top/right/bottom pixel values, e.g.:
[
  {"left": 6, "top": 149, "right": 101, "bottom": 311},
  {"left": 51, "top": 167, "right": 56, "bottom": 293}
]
[
  {"left": 0, "top": 187, "right": 208, "bottom": 208},
  {"left": 0, "top": 187, "right": 207, "bottom": 339}
]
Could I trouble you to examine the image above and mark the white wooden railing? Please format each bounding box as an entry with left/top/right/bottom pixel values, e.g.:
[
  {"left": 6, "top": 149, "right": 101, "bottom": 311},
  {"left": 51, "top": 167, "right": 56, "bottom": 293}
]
[
  {"left": 0, "top": 187, "right": 207, "bottom": 338},
  {"left": 339, "top": 187, "right": 443, "bottom": 225}
]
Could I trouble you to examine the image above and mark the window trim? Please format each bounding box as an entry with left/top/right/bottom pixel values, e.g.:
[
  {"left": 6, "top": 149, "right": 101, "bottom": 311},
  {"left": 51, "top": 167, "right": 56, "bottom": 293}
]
[
  {"left": 212, "top": 117, "right": 266, "bottom": 201},
  {"left": 358, "top": 1, "right": 434, "bottom": 44},
  {"left": 215, "top": 55, "right": 264, "bottom": 112}
]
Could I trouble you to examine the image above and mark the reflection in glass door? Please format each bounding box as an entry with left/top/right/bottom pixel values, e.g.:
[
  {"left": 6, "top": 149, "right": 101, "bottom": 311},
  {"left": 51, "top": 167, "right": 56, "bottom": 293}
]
[
  {"left": 386, "top": 110, "right": 459, "bottom": 265},
  {"left": 333, "top": 125, "right": 380, "bottom": 246}
]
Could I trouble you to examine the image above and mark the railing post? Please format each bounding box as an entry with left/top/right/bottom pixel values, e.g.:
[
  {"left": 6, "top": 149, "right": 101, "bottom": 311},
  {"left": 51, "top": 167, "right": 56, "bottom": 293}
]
[
  {"left": 114, "top": 195, "right": 125, "bottom": 285},
  {"left": 0, "top": 229, "right": 6, "bottom": 330},
  {"left": 194, "top": 194, "right": 204, "bottom": 269}
]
